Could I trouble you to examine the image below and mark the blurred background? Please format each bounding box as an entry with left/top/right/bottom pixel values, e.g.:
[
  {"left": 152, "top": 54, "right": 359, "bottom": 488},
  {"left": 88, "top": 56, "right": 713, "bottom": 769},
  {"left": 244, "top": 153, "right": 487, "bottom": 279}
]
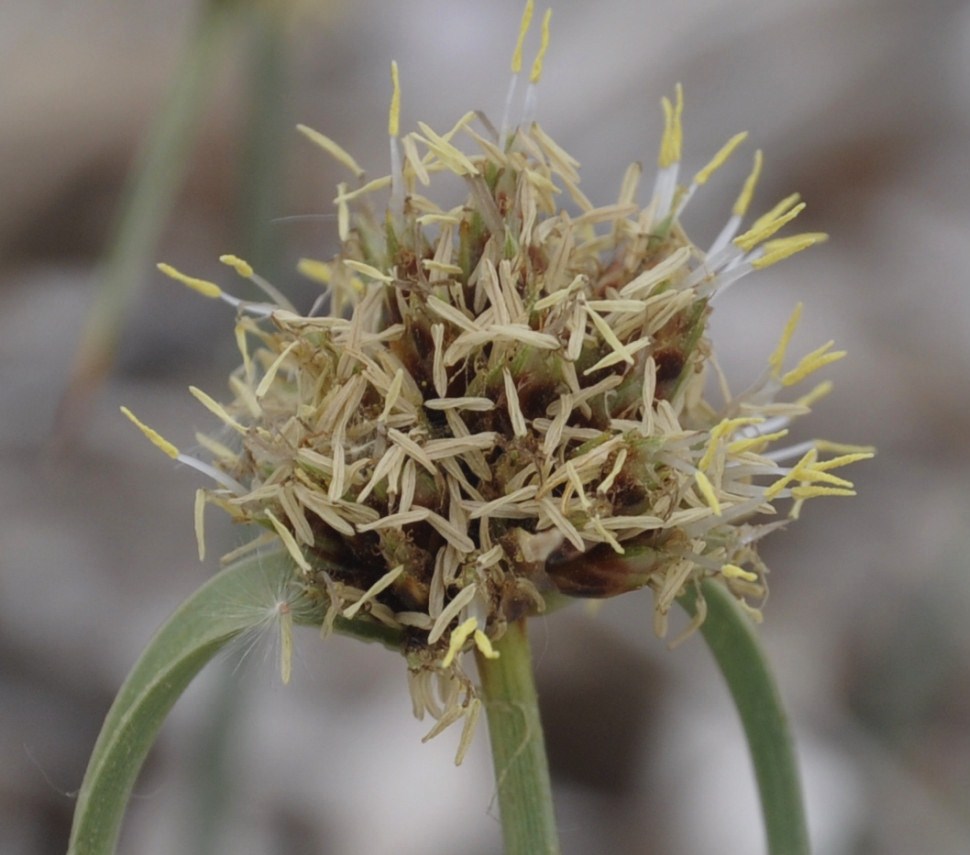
[{"left": 2, "top": 0, "right": 969, "bottom": 852}]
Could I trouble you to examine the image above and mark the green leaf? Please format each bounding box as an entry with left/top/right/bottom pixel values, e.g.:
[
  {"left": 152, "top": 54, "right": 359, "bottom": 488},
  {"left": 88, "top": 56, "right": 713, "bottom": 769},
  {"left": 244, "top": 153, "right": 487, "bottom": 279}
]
[
  {"left": 68, "top": 550, "right": 400, "bottom": 855},
  {"left": 679, "top": 579, "right": 811, "bottom": 855}
]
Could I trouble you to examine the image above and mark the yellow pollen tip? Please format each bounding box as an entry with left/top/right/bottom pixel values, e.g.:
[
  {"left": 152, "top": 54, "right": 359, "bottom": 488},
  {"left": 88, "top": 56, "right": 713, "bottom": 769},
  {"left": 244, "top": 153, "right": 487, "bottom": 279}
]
[
  {"left": 769, "top": 302, "right": 803, "bottom": 374},
  {"left": 219, "top": 254, "right": 254, "bottom": 279},
  {"left": 658, "top": 83, "right": 685, "bottom": 169},
  {"left": 700, "top": 417, "right": 764, "bottom": 469},
  {"left": 721, "top": 564, "right": 758, "bottom": 582},
  {"left": 529, "top": 8, "right": 552, "bottom": 84},
  {"left": 814, "top": 440, "right": 876, "bottom": 456},
  {"left": 795, "top": 380, "right": 833, "bottom": 407},
  {"left": 750, "top": 192, "right": 802, "bottom": 232},
  {"left": 782, "top": 343, "right": 846, "bottom": 386},
  {"left": 732, "top": 149, "right": 763, "bottom": 217},
  {"left": 157, "top": 262, "right": 222, "bottom": 300},
  {"left": 791, "top": 485, "right": 857, "bottom": 499},
  {"left": 694, "top": 131, "right": 748, "bottom": 186},
  {"left": 296, "top": 124, "right": 365, "bottom": 179},
  {"left": 812, "top": 451, "right": 875, "bottom": 470},
  {"left": 442, "top": 617, "right": 479, "bottom": 668},
  {"left": 474, "top": 629, "right": 499, "bottom": 660},
  {"left": 388, "top": 61, "right": 401, "bottom": 137},
  {"left": 733, "top": 202, "right": 807, "bottom": 253},
  {"left": 296, "top": 258, "right": 332, "bottom": 284},
  {"left": 511, "top": 0, "right": 534, "bottom": 74},
  {"left": 726, "top": 429, "right": 789, "bottom": 454},
  {"left": 695, "top": 470, "right": 722, "bottom": 515},
  {"left": 752, "top": 233, "right": 825, "bottom": 269},
  {"left": 120, "top": 406, "right": 179, "bottom": 459}
]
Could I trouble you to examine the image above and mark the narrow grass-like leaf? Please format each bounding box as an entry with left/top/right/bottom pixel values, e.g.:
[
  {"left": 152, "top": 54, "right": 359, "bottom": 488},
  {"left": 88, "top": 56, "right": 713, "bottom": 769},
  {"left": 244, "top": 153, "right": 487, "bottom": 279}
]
[
  {"left": 68, "top": 550, "right": 400, "bottom": 855},
  {"left": 679, "top": 579, "right": 811, "bottom": 855}
]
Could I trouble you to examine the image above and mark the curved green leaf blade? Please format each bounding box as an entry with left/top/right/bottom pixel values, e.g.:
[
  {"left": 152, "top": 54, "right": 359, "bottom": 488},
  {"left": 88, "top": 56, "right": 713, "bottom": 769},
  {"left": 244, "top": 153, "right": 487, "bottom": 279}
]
[
  {"left": 68, "top": 550, "right": 401, "bottom": 855},
  {"left": 679, "top": 579, "right": 811, "bottom": 855}
]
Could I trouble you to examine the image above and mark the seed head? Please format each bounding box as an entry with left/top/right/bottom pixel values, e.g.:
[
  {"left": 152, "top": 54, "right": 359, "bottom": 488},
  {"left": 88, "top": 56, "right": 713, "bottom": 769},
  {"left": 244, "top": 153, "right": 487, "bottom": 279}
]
[{"left": 132, "top": 11, "right": 871, "bottom": 753}]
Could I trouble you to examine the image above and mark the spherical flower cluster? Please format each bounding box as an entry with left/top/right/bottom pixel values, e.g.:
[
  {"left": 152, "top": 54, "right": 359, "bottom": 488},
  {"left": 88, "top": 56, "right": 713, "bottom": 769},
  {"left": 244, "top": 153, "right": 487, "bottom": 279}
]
[{"left": 124, "top": 10, "right": 870, "bottom": 754}]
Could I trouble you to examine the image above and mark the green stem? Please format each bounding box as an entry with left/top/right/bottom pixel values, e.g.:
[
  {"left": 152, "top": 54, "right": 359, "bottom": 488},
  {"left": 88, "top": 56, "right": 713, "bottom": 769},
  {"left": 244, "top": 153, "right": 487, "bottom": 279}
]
[
  {"left": 476, "top": 619, "right": 560, "bottom": 855},
  {"left": 680, "top": 579, "right": 811, "bottom": 855}
]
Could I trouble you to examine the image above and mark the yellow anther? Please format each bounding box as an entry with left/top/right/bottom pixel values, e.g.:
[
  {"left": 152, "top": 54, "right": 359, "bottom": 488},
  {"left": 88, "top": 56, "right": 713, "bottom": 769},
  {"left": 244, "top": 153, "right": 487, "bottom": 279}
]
[
  {"left": 120, "top": 406, "right": 179, "bottom": 459},
  {"left": 732, "top": 149, "right": 763, "bottom": 217},
  {"left": 713, "top": 416, "right": 764, "bottom": 440},
  {"left": 699, "top": 417, "right": 763, "bottom": 470},
  {"left": 442, "top": 617, "right": 479, "bottom": 668},
  {"left": 769, "top": 302, "right": 803, "bottom": 375},
  {"left": 749, "top": 193, "right": 801, "bottom": 234},
  {"left": 811, "top": 451, "right": 875, "bottom": 471},
  {"left": 795, "top": 380, "right": 832, "bottom": 408},
  {"left": 658, "top": 83, "right": 685, "bottom": 169},
  {"left": 726, "top": 429, "right": 789, "bottom": 454},
  {"left": 219, "top": 254, "right": 254, "bottom": 279},
  {"left": 529, "top": 8, "right": 552, "bottom": 84},
  {"left": 733, "top": 202, "right": 806, "bottom": 253},
  {"left": 388, "top": 61, "right": 401, "bottom": 138},
  {"left": 296, "top": 124, "right": 365, "bottom": 179},
  {"left": 781, "top": 342, "right": 846, "bottom": 386},
  {"left": 157, "top": 262, "right": 222, "bottom": 300},
  {"left": 693, "top": 131, "right": 748, "bottom": 186},
  {"left": 791, "top": 485, "right": 856, "bottom": 499},
  {"left": 751, "top": 233, "right": 827, "bottom": 269},
  {"left": 789, "top": 447, "right": 818, "bottom": 478},
  {"left": 809, "top": 470, "right": 855, "bottom": 489},
  {"left": 188, "top": 385, "right": 248, "bottom": 434},
  {"left": 474, "top": 629, "right": 500, "bottom": 660},
  {"left": 296, "top": 258, "right": 332, "bottom": 284},
  {"left": 721, "top": 564, "right": 758, "bottom": 582},
  {"left": 813, "top": 440, "right": 876, "bottom": 456},
  {"left": 764, "top": 448, "right": 816, "bottom": 500},
  {"left": 511, "top": 0, "right": 534, "bottom": 74},
  {"left": 694, "top": 470, "right": 722, "bottom": 515}
]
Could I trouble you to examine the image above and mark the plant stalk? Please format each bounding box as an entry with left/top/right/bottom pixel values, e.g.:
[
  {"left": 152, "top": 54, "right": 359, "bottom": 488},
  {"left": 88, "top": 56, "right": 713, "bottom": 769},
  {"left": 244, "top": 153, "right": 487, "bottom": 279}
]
[
  {"left": 680, "top": 580, "right": 811, "bottom": 855},
  {"left": 476, "top": 618, "right": 560, "bottom": 855}
]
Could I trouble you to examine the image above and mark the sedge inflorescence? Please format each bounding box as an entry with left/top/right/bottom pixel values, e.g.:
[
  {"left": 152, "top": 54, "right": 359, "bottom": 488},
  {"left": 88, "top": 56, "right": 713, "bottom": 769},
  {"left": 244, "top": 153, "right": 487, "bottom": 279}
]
[{"left": 125, "top": 6, "right": 870, "bottom": 755}]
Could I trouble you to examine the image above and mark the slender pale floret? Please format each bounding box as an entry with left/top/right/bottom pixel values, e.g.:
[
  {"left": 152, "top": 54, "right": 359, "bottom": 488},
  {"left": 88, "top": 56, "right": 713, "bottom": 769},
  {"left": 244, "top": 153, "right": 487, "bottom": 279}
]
[
  {"left": 499, "top": 0, "right": 534, "bottom": 145},
  {"left": 120, "top": 407, "right": 245, "bottom": 493},
  {"left": 522, "top": 7, "right": 552, "bottom": 125},
  {"left": 388, "top": 60, "right": 404, "bottom": 212}
]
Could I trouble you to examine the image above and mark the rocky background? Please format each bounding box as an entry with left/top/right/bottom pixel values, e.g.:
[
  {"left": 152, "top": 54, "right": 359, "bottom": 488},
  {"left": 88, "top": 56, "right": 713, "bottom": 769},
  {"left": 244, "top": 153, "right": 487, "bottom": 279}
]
[{"left": 2, "top": 1, "right": 969, "bottom": 853}]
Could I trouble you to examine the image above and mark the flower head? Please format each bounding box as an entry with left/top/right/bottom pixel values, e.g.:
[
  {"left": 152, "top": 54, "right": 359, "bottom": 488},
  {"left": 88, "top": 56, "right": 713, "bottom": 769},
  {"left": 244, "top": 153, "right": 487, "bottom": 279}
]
[{"left": 129, "top": 6, "right": 870, "bottom": 755}]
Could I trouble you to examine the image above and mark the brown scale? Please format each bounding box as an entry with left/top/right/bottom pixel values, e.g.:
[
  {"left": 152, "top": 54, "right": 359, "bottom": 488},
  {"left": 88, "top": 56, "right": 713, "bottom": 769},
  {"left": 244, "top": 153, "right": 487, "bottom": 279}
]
[{"left": 649, "top": 301, "right": 710, "bottom": 400}]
